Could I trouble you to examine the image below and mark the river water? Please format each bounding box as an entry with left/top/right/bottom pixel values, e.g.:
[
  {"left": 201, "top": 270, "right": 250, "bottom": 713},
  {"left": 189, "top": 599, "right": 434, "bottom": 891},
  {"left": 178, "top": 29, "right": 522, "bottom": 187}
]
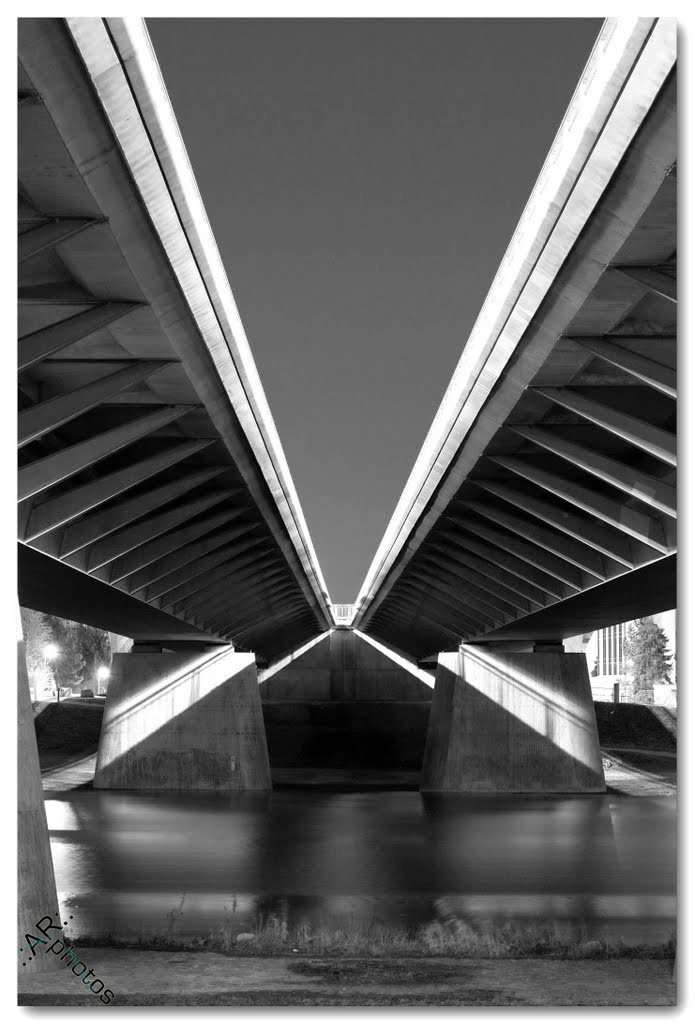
[{"left": 46, "top": 790, "right": 675, "bottom": 946}]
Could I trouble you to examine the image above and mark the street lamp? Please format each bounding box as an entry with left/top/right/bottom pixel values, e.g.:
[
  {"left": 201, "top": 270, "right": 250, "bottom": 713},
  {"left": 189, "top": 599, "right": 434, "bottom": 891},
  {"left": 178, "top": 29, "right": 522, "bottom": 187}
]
[
  {"left": 96, "top": 665, "right": 110, "bottom": 695},
  {"left": 44, "top": 643, "right": 60, "bottom": 702}
]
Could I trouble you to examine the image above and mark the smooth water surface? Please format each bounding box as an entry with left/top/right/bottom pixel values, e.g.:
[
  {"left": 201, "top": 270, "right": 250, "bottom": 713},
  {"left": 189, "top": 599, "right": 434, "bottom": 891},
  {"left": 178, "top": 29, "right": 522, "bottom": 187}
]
[{"left": 46, "top": 790, "right": 675, "bottom": 945}]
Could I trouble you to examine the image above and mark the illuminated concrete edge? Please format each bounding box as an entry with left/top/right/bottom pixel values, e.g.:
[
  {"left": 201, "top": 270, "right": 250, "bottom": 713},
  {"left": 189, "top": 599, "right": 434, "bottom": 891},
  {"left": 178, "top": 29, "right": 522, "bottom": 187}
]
[
  {"left": 94, "top": 647, "right": 271, "bottom": 791},
  {"left": 353, "top": 17, "right": 676, "bottom": 629},
  {"left": 421, "top": 648, "right": 605, "bottom": 793},
  {"left": 65, "top": 17, "right": 333, "bottom": 629}
]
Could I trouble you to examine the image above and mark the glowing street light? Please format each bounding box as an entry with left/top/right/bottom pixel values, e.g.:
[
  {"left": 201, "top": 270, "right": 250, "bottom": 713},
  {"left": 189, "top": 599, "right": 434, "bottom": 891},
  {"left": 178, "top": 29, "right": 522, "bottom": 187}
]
[{"left": 96, "top": 665, "right": 110, "bottom": 695}]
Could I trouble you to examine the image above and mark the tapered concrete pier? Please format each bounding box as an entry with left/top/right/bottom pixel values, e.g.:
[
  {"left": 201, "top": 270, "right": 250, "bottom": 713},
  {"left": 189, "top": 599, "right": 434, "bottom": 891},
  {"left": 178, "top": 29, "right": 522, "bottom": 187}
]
[
  {"left": 94, "top": 646, "right": 271, "bottom": 790},
  {"left": 421, "top": 646, "right": 605, "bottom": 793},
  {"left": 18, "top": 611, "right": 61, "bottom": 972}
]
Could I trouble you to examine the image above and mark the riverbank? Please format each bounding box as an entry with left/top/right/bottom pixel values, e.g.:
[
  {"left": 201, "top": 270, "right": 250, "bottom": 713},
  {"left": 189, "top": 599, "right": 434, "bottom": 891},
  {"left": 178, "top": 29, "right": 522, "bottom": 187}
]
[{"left": 18, "top": 949, "right": 676, "bottom": 1006}]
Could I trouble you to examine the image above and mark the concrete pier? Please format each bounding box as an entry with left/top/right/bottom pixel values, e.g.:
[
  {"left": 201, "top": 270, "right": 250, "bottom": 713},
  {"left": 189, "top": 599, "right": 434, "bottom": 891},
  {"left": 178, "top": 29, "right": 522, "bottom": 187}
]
[
  {"left": 421, "top": 647, "right": 605, "bottom": 793},
  {"left": 259, "top": 629, "right": 433, "bottom": 780},
  {"left": 18, "top": 611, "right": 61, "bottom": 972},
  {"left": 94, "top": 647, "right": 271, "bottom": 790}
]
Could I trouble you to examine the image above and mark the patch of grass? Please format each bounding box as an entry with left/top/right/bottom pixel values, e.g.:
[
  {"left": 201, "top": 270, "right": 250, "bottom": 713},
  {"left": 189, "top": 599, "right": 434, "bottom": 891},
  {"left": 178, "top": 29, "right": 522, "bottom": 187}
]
[
  {"left": 594, "top": 702, "right": 676, "bottom": 752},
  {"left": 71, "top": 912, "right": 675, "bottom": 961},
  {"left": 34, "top": 701, "right": 103, "bottom": 754}
]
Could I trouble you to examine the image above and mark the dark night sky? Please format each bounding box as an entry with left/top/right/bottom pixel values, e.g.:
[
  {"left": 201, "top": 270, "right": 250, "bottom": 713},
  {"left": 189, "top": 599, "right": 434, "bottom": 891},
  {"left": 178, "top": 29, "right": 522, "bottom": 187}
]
[{"left": 146, "top": 18, "right": 602, "bottom": 602}]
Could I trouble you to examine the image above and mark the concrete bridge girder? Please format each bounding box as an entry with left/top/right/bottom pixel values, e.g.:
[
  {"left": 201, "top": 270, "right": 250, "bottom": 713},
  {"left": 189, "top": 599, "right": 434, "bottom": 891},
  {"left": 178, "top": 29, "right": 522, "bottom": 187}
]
[
  {"left": 353, "top": 19, "right": 677, "bottom": 657},
  {"left": 17, "top": 18, "right": 332, "bottom": 658}
]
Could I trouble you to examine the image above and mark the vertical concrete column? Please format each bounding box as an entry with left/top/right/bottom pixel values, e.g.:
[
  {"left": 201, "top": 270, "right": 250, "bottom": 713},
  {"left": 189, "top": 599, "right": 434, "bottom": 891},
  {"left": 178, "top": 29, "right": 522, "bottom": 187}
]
[
  {"left": 421, "top": 645, "right": 605, "bottom": 793},
  {"left": 94, "top": 646, "right": 271, "bottom": 791},
  {"left": 329, "top": 628, "right": 357, "bottom": 699},
  {"left": 17, "top": 608, "right": 62, "bottom": 972}
]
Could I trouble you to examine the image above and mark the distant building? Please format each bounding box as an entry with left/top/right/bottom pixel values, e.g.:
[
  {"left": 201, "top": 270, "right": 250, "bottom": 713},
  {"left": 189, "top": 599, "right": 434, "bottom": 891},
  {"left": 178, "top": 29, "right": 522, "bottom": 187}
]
[{"left": 584, "top": 610, "right": 676, "bottom": 705}]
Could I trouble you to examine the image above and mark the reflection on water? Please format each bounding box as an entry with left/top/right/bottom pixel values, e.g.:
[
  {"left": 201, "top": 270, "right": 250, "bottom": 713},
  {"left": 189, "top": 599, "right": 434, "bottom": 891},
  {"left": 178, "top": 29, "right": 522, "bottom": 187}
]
[{"left": 46, "top": 791, "right": 675, "bottom": 946}]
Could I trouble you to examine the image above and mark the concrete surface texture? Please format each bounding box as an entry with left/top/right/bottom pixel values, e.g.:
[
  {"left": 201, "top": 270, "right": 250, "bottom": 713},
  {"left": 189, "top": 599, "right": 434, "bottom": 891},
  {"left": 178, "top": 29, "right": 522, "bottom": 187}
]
[
  {"left": 260, "top": 629, "right": 433, "bottom": 701},
  {"left": 262, "top": 700, "right": 431, "bottom": 774},
  {"left": 17, "top": 950, "right": 676, "bottom": 1006},
  {"left": 259, "top": 629, "right": 432, "bottom": 779},
  {"left": 94, "top": 647, "right": 271, "bottom": 790},
  {"left": 18, "top": 618, "right": 62, "bottom": 973},
  {"left": 422, "top": 648, "right": 605, "bottom": 792}
]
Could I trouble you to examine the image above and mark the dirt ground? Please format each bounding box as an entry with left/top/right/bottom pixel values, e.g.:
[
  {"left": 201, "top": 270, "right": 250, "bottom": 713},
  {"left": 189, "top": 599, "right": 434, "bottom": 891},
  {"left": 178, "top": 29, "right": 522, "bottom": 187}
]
[{"left": 18, "top": 950, "right": 676, "bottom": 1006}]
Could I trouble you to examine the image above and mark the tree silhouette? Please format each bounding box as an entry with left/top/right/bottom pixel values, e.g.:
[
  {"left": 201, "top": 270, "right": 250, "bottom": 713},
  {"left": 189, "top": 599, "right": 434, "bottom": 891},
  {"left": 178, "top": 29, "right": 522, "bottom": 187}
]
[{"left": 624, "top": 617, "right": 672, "bottom": 704}]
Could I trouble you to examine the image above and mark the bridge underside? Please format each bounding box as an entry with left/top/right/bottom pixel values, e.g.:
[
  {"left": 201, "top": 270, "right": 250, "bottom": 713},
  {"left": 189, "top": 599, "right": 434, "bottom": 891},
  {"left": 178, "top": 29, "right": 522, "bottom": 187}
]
[
  {"left": 18, "top": 18, "right": 331, "bottom": 661},
  {"left": 356, "top": 38, "right": 677, "bottom": 659},
  {"left": 17, "top": 19, "right": 676, "bottom": 812}
]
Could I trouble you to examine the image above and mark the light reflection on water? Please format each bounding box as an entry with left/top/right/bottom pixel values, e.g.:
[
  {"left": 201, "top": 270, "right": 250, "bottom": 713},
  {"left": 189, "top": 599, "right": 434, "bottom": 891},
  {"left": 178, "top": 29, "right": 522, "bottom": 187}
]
[{"left": 46, "top": 791, "right": 675, "bottom": 946}]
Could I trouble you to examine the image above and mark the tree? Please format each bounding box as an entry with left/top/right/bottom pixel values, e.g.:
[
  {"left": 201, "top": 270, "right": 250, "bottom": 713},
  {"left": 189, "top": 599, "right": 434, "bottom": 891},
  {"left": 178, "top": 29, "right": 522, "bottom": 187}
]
[
  {"left": 20, "top": 609, "right": 112, "bottom": 697},
  {"left": 20, "top": 607, "right": 55, "bottom": 699},
  {"left": 624, "top": 617, "right": 672, "bottom": 704},
  {"left": 75, "top": 623, "right": 112, "bottom": 689},
  {"left": 44, "top": 615, "right": 85, "bottom": 693}
]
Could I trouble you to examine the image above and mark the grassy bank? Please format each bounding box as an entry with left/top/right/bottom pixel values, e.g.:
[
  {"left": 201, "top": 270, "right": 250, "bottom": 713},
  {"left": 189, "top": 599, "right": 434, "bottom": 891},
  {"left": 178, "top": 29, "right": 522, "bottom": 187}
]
[{"left": 72, "top": 914, "right": 675, "bottom": 961}]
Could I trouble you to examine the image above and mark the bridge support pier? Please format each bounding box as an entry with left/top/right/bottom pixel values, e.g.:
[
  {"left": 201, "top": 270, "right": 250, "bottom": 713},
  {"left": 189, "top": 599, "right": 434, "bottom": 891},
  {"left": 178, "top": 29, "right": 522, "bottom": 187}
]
[
  {"left": 421, "top": 646, "right": 605, "bottom": 793},
  {"left": 94, "top": 646, "right": 271, "bottom": 791},
  {"left": 18, "top": 610, "right": 61, "bottom": 972}
]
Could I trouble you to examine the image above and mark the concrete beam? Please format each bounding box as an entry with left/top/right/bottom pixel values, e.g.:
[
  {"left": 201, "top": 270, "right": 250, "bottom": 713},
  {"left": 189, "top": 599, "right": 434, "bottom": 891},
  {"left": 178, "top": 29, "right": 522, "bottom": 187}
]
[
  {"left": 22, "top": 440, "right": 212, "bottom": 540},
  {"left": 85, "top": 493, "right": 236, "bottom": 572},
  {"left": 232, "top": 606, "right": 312, "bottom": 645},
  {"left": 19, "top": 361, "right": 175, "bottom": 446},
  {"left": 422, "top": 550, "right": 536, "bottom": 615},
  {"left": 612, "top": 264, "right": 677, "bottom": 303},
  {"left": 533, "top": 387, "right": 677, "bottom": 466},
  {"left": 199, "top": 578, "right": 306, "bottom": 622},
  {"left": 488, "top": 455, "right": 670, "bottom": 554},
  {"left": 224, "top": 594, "right": 308, "bottom": 633},
  {"left": 398, "top": 579, "right": 494, "bottom": 634},
  {"left": 123, "top": 524, "right": 258, "bottom": 596},
  {"left": 402, "top": 575, "right": 502, "bottom": 631},
  {"left": 476, "top": 552, "right": 675, "bottom": 643},
  {"left": 158, "top": 552, "right": 282, "bottom": 611},
  {"left": 416, "top": 555, "right": 524, "bottom": 618},
  {"left": 18, "top": 216, "right": 100, "bottom": 261},
  {"left": 443, "top": 516, "right": 583, "bottom": 595},
  {"left": 510, "top": 426, "right": 677, "bottom": 518},
  {"left": 18, "top": 542, "right": 216, "bottom": 641},
  {"left": 142, "top": 531, "right": 265, "bottom": 600},
  {"left": 104, "top": 508, "right": 242, "bottom": 583},
  {"left": 59, "top": 466, "right": 227, "bottom": 556},
  {"left": 372, "top": 603, "right": 461, "bottom": 643},
  {"left": 18, "top": 405, "right": 195, "bottom": 500},
  {"left": 18, "top": 302, "right": 141, "bottom": 370},
  {"left": 189, "top": 572, "right": 297, "bottom": 622},
  {"left": 430, "top": 539, "right": 549, "bottom": 608},
  {"left": 473, "top": 479, "right": 634, "bottom": 568},
  {"left": 568, "top": 336, "right": 677, "bottom": 398}
]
